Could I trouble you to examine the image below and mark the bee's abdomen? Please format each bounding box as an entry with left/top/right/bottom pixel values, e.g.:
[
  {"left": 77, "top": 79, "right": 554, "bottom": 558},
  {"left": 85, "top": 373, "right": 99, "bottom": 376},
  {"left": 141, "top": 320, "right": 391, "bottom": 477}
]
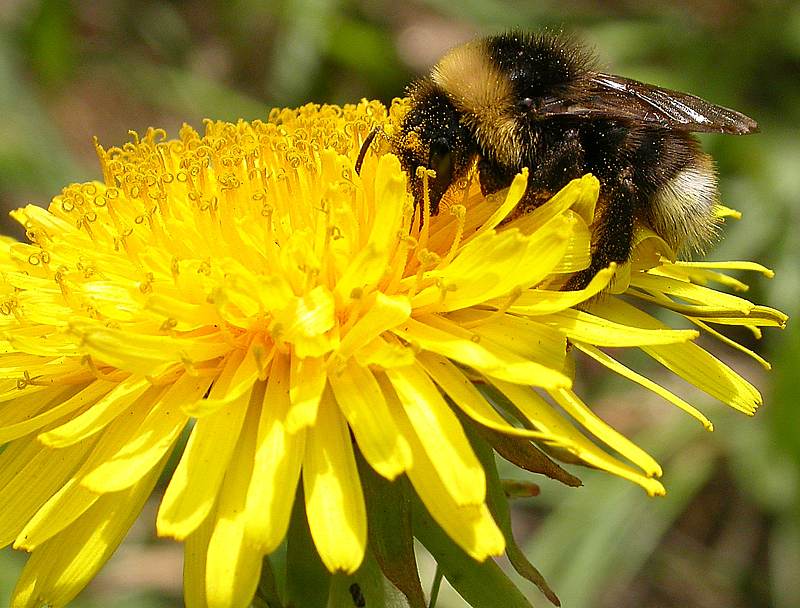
[
  {"left": 630, "top": 129, "right": 720, "bottom": 255},
  {"left": 648, "top": 155, "right": 720, "bottom": 254}
]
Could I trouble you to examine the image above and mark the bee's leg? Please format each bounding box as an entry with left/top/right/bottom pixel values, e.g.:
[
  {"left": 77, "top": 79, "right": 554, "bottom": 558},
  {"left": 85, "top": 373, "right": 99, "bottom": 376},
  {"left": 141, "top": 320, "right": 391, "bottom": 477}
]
[
  {"left": 354, "top": 127, "right": 381, "bottom": 176},
  {"left": 563, "top": 177, "right": 635, "bottom": 291}
]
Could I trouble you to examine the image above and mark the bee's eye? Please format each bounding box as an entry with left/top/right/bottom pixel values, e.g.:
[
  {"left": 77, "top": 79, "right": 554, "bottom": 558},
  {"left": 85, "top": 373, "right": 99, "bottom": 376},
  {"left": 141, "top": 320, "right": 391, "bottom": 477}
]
[
  {"left": 429, "top": 138, "right": 452, "bottom": 179},
  {"left": 427, "top": 137, "right": 454, "bottom": 213},
  {"left": 429, "top": 138, "right": 450, "bottom": 161}
]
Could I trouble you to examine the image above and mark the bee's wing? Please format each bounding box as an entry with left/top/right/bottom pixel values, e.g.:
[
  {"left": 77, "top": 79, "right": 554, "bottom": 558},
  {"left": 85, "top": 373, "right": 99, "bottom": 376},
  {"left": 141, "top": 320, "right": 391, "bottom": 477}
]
[{"left": 540, "top": 73, "right": 758, "bottom": 134}]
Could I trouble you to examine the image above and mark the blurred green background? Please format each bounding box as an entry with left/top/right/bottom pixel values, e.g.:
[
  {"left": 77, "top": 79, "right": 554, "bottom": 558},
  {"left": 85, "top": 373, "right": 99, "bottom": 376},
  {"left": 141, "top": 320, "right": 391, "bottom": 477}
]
[{"left": 0, "top": 1, "right": 798, "bottom": 606}]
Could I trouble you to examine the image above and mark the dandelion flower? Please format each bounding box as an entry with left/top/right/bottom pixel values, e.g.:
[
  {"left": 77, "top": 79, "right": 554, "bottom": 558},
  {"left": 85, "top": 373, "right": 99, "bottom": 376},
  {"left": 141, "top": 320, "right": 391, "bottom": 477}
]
[{"left": 0, "top": 100, "right": 785, "bottom": 608}]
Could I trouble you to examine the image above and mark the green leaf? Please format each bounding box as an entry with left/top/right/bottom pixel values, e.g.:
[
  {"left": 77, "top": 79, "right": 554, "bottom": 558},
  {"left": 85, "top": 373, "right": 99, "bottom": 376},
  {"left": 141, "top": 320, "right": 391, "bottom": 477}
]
[
  {"left": 327, "top": 551, "right": 385, "bottom": 608},
  {"left": 465, "top": 420, "right": 560, "bottom": 606},
  {"left": 357, "top": 453, "right": 426, "bottom": 608},
  {"left": 410, "top": 490, "right": 533, "bottom": 608},
  {"left": 285, "top": 486, "right": 331, "bottom": 608},
  {"left": 253, "top": 555, "right": 284, "bottom": 608}
]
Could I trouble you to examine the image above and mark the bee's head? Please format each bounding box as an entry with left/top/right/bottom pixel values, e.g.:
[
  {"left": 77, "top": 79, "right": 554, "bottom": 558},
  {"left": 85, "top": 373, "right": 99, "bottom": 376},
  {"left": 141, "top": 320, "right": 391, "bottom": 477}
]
[
  {"left": 398, "top": 32, "right": 594, "bottom": 211},
  {"left": 399, "top": 80, "right": 474, "bottom": 214}
]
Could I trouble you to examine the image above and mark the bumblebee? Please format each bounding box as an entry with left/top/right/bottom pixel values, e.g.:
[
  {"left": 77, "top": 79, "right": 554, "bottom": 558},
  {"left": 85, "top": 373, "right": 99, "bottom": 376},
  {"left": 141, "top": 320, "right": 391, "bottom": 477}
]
[{"left": 395, "top": 31, "right": 758, "bottom": 288}]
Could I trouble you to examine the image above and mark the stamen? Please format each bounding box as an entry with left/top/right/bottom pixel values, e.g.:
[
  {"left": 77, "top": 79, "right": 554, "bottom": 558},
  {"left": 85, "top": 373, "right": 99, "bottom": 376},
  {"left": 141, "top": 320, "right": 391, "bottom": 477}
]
[
  {"left": 16, "top": 370, "right": 36, "bottom": 389},
  {"left": 416, "top": 166, "right": 435, "bottom": 249},
  {"left": 381, "top": 234, "right": 415, "bottom": 295},
  {"left": 83, "top": 354, "right": 117, "bottom": 381},
  {"left": 442, "top": 204, "right": 466, "bottom": 266},
  {"left": 408, "top": 248, "right": 441, "bottom": 299},
  {"left": 435, "top": 278, "right": 458, "bottom": 306}
]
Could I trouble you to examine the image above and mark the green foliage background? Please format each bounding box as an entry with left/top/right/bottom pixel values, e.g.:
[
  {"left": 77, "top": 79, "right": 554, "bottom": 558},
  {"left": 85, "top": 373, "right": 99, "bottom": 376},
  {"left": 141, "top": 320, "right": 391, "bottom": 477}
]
[{"left": 0, "top": 1, "right": 797, "bottom": 606}]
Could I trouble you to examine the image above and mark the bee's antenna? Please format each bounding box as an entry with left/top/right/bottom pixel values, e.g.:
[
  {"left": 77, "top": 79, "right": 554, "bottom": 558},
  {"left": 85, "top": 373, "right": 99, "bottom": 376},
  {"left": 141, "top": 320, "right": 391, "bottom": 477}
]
[{"left": 355, "top": 127, "right": 381, "bottom": 176}]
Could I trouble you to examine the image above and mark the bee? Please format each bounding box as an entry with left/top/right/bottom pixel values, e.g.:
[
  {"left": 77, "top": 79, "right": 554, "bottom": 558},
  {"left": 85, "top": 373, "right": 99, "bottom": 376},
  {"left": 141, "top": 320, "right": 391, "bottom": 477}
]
[{"left": 394, "top": 31, "right": 758, "bottom": 289}]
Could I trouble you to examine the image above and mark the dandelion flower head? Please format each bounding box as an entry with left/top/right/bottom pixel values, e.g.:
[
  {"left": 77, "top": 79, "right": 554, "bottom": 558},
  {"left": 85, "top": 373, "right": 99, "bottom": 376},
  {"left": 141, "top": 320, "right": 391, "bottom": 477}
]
[{"left": 0, "top": 99, "right": 786, "bottom": 607}]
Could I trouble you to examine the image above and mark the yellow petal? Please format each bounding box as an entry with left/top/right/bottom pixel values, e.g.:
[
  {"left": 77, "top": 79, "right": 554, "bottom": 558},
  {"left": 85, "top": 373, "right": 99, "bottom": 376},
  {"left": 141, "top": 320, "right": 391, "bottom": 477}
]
[
  {"left": 11, "top": 452, "right": 166, "bottom": 608},
  {"left": 503, "top": 265, "right": 615, "bottom": 315},
  {"left": 385, "top": 377, "right": 505, "bottom": 560},
  {"left": 333, "top": 242, "right": 391, "bottom": 304},
  {"left": 417, "top": 351, "right": 550, "bottom": 439},
  {"left": 302, "top": 388, "right": 367, "bottom": 573},
  {"left": 509, "top": 174, "right": 599, "bottom": 234},
  {"left": 0, "top": 382, "right": 109, "bottom": 445},
  {"left": 573, "top": 342, "right": 714, "bottom": 430},
  {"left": 1, "top": 329, "right": 81, "bottom": 359},
  {"left": 384, "top": 364, "right": 486, "bottom": 506},
  {"left": 592, "top": 297, "right": 762, "bottom": 414},
  {"left": 146, "top": 293, "right": 221, "bottom": 331},
  {"left": 688, "top": 318, "right": 771, "bottom": 370},
  {"left": 244, "top": 355, "right": 305, "bottom": 552},
  {"left": 352, "top": 336, "right": 415, "bottom": 369},
  {"left": 274, "top": 285, "right": 336, "bottom": 358},
  {"left": 393, "top": 315, "right": 571, "bottom": 389},
  {"left": 539, "top": 308, "right": 698, "bottom": 346},
  {"left": 445, "top": 309, "right": 567, "bottom": 372},
  {"left": 714, "top": 204, "right": 741, "bottom": 219},
  {"left": 82, "top": 373, "right": 209, "bottom": 492},
  {"left": 11, "top": 204, "right": 75, "bottom": 241},
  {"left": 550, "top": 211, "right": 592, "bottom": 273},
  {"left": 17, "top": 391, "right": 158, "bottom": 550},
  {"left": 368, "top": 154, "right": 408, "bottom": 251},
  {"left": 0, "top": 435, "right": 95, "bottom": 548},
  {"left": 14, "top": 478, "right": 96, "bottom": 554},
  {"left": 693, "top": 307, "right": 786, "bottom": 328},
  {"left": 183, "top": 500, "right": 216, "bottom": 608},
  {"left": 184, "top": 343, "right": 259, "bottom": 416},
  {"left": 548, "top": 388, "right": 662, "bottom": 478},
  {"left": 630, "top": 272, "right": 755, "bottom": 313},
  {"left": 38, "top": 376, "right": 153, "bottom": 448},
  {"left": 332, "top": 155, "right": 406, "bottom": 301},
  {"left": 157, "top": 384, "right": 251, "bottom": 540},
  {"left": 412, "top": 216, "right": 571, "bottom": 312},
  {"left": 286, "top": 352, "right": 326, "bottom": 432},
  {"left": 205, "top": 404, "right": 262, "bottom": 608},
  {"left": 672, "top": 259, "right": 774, "bottom": 278},
  {"left": 328, "top": 358, "right": 411, "bottom": 479},
  {"left": 491, "top": 379, "right": 666, "bottom": 496},
  {"left": 69, "top": 320, "right": 230, "bottom": 375},
  {"left": 473, "top": 170, "right": 530, "bottom": 233},
  {"left": 337, "top": 292, "right": 411, "bottom": 361}
]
